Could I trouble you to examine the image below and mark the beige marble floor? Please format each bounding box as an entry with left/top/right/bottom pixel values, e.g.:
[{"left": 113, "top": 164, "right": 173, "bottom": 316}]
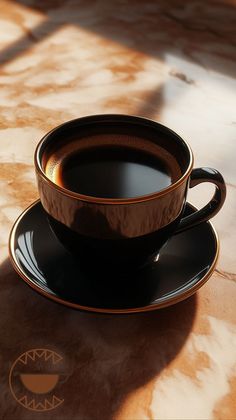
[{"left": 0, "top": 0, "right": 236, "bottom": 418}]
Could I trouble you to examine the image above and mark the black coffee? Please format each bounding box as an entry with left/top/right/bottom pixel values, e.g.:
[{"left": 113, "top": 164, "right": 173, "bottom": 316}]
[{"left": 52, "top": 147, "right": 174, "bottom": 198}]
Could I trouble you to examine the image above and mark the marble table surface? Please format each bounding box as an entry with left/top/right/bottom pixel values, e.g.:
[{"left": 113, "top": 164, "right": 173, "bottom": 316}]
[{"left": 0, "top": 0, "right": 236, "bottom": 418}]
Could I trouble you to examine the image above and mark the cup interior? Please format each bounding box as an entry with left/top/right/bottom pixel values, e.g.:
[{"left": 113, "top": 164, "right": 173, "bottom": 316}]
[{"left": 36, "top": 115, "right": 192, "bottom": 199}]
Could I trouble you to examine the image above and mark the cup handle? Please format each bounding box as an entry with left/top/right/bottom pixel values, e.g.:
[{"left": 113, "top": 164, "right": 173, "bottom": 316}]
[{"left": 176, "top": 167, "right": 226, "bottom": 234}]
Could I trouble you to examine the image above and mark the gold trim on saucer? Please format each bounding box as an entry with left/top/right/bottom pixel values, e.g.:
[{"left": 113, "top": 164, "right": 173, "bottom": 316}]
[{"left": 8, "top": 199, "right": 219, "bottom": 314}]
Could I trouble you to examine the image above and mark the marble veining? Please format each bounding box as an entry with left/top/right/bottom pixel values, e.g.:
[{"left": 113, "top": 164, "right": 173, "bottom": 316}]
[
  {"left": 0, "top": 0, "right": 235, "bottom": 418},
  {"left": 150, "top": 316, "right": 236, "bottom": 419}
]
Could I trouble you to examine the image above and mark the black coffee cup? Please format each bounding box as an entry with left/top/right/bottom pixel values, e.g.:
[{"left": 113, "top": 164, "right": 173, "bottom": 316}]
[{"left": 35, "top": 114, "right": 226, "bottom": 270}]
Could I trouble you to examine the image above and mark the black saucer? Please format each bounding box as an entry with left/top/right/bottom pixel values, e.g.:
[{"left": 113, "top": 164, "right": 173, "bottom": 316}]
[{"left": 9, "top": 200, "right": 219, "bottom": 314}]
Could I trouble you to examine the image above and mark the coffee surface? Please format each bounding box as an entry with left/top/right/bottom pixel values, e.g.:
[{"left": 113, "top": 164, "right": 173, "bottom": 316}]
[{"left": 47, "top": 146, "right": 177, "bottom": 198}]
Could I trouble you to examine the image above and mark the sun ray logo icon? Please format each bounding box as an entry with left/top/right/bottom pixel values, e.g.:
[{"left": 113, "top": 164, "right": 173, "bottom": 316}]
[{"left": 9, "top": 349, "right": 66, "bottom": 412}]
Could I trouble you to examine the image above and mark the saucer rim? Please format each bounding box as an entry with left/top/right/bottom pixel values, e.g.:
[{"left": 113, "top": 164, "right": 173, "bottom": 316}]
[{"left": 8, "top": 199, "right": 219, "bottom": 314}]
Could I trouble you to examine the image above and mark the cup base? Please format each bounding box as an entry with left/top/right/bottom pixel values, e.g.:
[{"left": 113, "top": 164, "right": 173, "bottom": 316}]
[{"left": 47, "top": 213, "right": 182, "bottom": 272}]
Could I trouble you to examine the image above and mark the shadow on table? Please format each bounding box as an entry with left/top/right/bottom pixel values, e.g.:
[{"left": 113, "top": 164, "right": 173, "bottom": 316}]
[
  {"left": 0, "top": 257, "right": 197, "bottom": 419},
  {"left": 1, "top": 0, "right": 235, "bottom": 78},
  {"left": 0, "top": 0, "right": 234, "bottom": 143}
]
